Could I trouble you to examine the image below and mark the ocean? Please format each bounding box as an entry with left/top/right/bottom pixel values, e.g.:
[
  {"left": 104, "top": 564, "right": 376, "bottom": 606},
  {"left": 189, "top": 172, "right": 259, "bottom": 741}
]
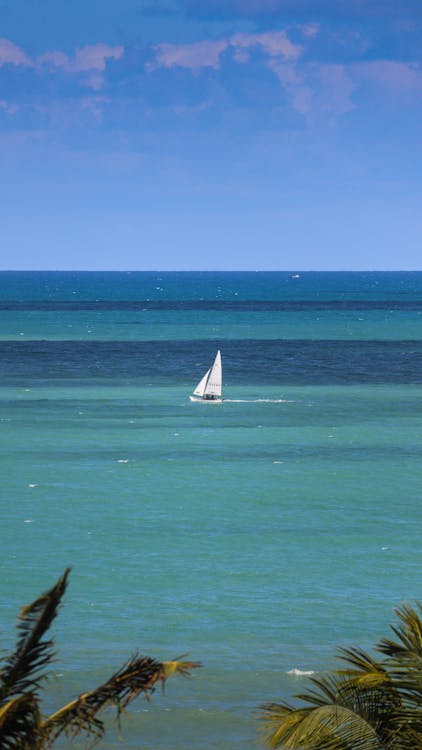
[{"left": 0, "top": 271, "right": 421, "bottom": 748}]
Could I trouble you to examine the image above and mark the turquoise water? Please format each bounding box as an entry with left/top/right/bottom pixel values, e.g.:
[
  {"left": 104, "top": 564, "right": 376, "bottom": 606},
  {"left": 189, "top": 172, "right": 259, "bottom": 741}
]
[{"left": 0, "top": 272, "right": 421, "bottom": 748}]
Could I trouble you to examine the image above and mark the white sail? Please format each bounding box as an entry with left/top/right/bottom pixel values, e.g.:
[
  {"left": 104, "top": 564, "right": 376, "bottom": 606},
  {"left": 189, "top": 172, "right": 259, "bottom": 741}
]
[
  {"left": 190, "top": 351, "right": 223, "bottom": 401},
  {"left": 193, "top": 369, "right": 210, "bottom": 397},
  {"left": 204, "top": 350, "right": 222, "bottom": 397}
]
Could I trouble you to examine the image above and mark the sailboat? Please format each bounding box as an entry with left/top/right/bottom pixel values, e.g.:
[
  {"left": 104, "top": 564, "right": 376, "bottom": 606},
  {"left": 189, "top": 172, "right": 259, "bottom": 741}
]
[{"left": 189, "top": 350, "right": 223, "bottom": 402}]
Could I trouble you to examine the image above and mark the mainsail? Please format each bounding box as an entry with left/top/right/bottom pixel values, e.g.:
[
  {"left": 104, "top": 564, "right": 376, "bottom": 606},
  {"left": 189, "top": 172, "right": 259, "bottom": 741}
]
[{"left": 204, "top": 350, "right": 222, "bottom": 397}]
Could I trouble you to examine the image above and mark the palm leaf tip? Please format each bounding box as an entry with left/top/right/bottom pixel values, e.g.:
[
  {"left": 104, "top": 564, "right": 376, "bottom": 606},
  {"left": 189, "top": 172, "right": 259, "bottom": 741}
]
[
  {"left": 377, "top": 601, "right": 422, "bottom": 659},
  {"left": 0, "top": 568, "right": 71, "bottom": 699},
  {"left": 161, "top": 660, "right": 202, "bottom": 681}
]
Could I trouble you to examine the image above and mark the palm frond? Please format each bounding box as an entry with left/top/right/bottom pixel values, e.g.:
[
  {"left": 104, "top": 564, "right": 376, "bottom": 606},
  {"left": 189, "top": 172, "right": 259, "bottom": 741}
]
[
  {"left": 337, "top": 647, "right": 386, "bottom": 678},
  {"left": 294, "top": 671, "right": 397, "bottom": 728},
  {"left": 260, "top": 653, "right": 408, "bottom": 750},
  {"left": 41, "top": 655, "right": 200, "bottom": 745},
  {"left": 260, "top": 701, "right": 385, "bottom": 750},
  {"left": 260, "top": 703, "right": 315, "bottom": 749},
  {"left": 0, "top": 694, "right": 40, "bottom": 750},
  {"left": 292, "top": 649, "right": 389, "bottom": 710},
  {"left": 377, "top": 602, "right": 422, "bottom": 660},
  {"left": 374, "top": 602, "right": 422, "bottom": 709},
  {"left": 260, "top": 602, "right": 422, "bottom": 750},
  {"left": 386, "top": 663, "right": 422, "bottom": 709},
  {"left": 295, "top": 673, "right": 346, "bottom": 706},
  {"left": 0, "top": 569, "right": 70, "bottom": 701}
]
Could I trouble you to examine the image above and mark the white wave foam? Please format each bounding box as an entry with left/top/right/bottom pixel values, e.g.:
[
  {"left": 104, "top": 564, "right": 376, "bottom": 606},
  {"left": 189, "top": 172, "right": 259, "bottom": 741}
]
[{"left": 287, "top": 668, "right": 315, "bottom": 676}]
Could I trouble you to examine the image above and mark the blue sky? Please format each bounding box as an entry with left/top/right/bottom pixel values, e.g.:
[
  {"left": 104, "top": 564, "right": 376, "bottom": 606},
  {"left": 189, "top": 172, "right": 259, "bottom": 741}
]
[{"left": 1, "top": 0, "right": 421, "bottom": 269}]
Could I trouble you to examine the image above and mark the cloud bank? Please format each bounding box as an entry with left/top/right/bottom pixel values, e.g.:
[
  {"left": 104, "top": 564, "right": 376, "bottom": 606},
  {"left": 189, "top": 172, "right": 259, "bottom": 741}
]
[{"left": 1, "top": 23, "right": 421, "bottom": 126}]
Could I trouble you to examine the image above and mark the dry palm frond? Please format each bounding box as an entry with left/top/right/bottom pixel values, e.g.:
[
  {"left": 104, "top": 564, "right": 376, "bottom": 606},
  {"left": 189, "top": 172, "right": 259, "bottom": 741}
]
[
  {"left": 0, "top": 570, "right": 201, "bottom": 747},
  {"left": 0, "top": 693, "right": 40, "bottom": 750},
  {"left": 41, "top": 655, "right": 201, "bottom": 746},
  {"left": 0, "top": 569, "right": 70, "bottom": 701}
]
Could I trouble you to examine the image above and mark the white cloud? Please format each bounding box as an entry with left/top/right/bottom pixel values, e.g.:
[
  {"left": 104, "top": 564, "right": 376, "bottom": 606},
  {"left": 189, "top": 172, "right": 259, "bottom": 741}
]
[
  {"left": 84, "top": 73, "right": 105, "bottom": 91},
  {"left": 37, "top": 44, "right": 124, "bottom": 74},
  {"left": 146, "top": 30, "right": 361, "bottom": 121},
  {"left": 267, "top": 59, "right": 312, "bottom": 115},
  {"left": 231, "top": 30, "right": 302, "bottom": 60},
  {"left": 316, "top": 63, "right": 357, "bottom": 116},
  {"left": 0, "top": 37, "right": 123, "bottom": 92},
  {"left": 79, "top": 94, "right": 111, "bottom": 121},
  {"left": 0, "top": 38, "right": 32, "bottom": 67},
  {"left": 37, "top": 50, "right": 69, "bottom": 69},
  {"left": 300, "top": 24, "right": 320, "bottom": 38},
  {"left": 149, "top": 29, "right": 302, "bottom": 73},
  {"left": 0, "top": 99, "right": 18, "bottom": 114},
  {"left": 147, "top": 31, "right": 302, "bottom": 72},
  {"left": 357, "top": 60, "right": 422, "bottom": 91},
  {"left": 35, "top": 44, "right": 123, "bottom": 91},
  {"left": 71, "top": 44, "right": 124, "bottom": 72},
  {"left": 149, "top": 40, "right": 227, "bottom": 72}
]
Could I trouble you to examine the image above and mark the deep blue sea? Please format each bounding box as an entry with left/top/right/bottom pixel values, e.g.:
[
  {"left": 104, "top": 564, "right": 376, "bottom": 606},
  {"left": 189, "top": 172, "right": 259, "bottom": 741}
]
[{"left": 1, "top": 271, "right": 421, "bottom": 748}]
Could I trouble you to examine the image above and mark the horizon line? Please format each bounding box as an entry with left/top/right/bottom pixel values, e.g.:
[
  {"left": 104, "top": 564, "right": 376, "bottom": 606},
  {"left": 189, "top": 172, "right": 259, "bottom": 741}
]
[{"left": 1, "top": 269, "right": 422, "bottom": 274}]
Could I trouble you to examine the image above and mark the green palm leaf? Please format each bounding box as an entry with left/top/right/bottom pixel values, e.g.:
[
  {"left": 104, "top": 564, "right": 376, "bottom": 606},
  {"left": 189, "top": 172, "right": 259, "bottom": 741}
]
[
  {"left": 377, "top": 603, "right": 422, "bottom": 661},
  {"left": 261, "top": 700, "right": 386, "bottom": 750},
  {"left": 337, "top": 647, "right": 388, "bottom": 678},
  {"left": 376, "top": 603, "right": 422, "bottom": 710},
  {"left": 259, "top": 601, "right": 422, "bottom": 750}
]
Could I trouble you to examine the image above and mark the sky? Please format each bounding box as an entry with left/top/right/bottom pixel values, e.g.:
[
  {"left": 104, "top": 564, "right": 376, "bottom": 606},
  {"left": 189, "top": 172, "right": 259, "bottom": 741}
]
[{"left": 1, "top": 0, "right": 421, "bottom": 270}]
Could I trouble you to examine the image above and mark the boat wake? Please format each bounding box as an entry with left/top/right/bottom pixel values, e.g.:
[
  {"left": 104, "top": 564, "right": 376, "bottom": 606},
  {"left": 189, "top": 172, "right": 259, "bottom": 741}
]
[
  {"left": 223, "top": 398, "right": 290, "bottom": 403},
  {"left": 189, "top": 352, "right": 290, "bottom": 405}
]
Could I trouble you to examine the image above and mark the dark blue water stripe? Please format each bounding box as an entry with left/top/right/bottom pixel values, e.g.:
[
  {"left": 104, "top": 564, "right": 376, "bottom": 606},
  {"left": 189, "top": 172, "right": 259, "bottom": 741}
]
[
  {"left": 1, "top": 340, "right": 421, "bottom": 384},
  {"left": 1, "top": 300, "right": 422, "bottom": 311}
]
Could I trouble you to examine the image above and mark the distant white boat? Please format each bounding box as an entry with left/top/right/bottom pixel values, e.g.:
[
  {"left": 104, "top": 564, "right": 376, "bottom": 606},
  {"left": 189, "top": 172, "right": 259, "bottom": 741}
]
[
  {"left": 291, "top": 273, "right": 300, "bottom": 279},
  {"left": 189, "top": 350, "right": 223, "bottom": 402}
]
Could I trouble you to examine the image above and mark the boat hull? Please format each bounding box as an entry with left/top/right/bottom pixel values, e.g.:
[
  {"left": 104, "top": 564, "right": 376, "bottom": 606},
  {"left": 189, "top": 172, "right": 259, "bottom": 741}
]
[{"left": 189, "top": 396, "right": 223, "bottom": 403}]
